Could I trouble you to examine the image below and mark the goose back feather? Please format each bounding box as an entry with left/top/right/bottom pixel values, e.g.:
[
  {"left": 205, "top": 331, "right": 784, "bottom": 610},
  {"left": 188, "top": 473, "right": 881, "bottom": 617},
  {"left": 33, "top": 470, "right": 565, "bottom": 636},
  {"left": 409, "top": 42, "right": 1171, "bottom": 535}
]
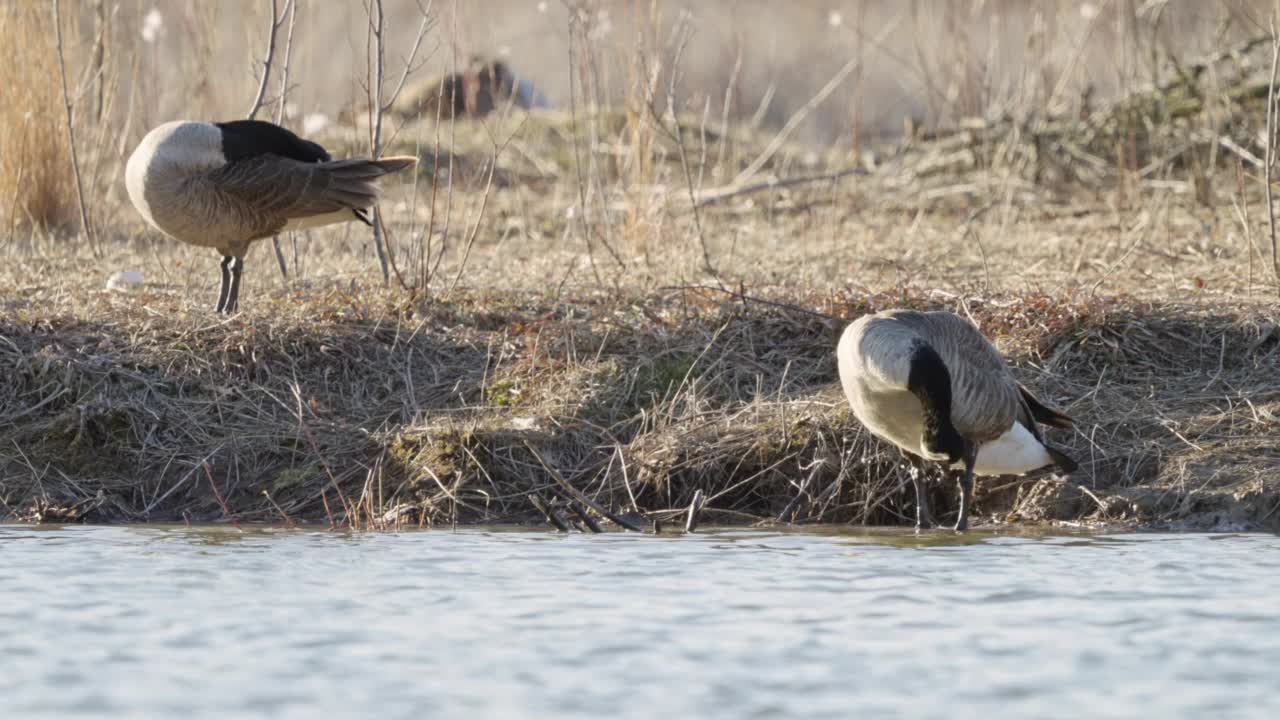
[{"left": 125, "top": 120, "right": 415, "bottom": 257}]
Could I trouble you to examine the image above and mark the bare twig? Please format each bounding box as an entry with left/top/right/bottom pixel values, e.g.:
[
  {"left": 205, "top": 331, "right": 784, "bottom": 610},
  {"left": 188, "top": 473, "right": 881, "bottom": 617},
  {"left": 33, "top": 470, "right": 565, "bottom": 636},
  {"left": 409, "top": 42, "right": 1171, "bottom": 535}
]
[
  {"left": 267, "top": 0, "right": 299, "bottom": 281},
  {"left": 51, "top": 0, "right": 98, "bottom": 256},
  {"left": 565, "top": 5, "right": 626, "bottom": 282},
  {"left": 1267, "top": 16, "right": 1280, "bottom": 291},
  {"left": 203, "top": 462, "right": 239, "bottom": 526},
  {"left": 262, "top": 489, "right": 297, "bottom": 527},
  {"left": 91, "top": 0, "right": 107, "bottom": 122},
  {"left": 447, "top": 118, "right": 526, "bottom": 295},
  {"left": 372, "top": 0, "right": 434, "bottom": 291},
  {"left": 364, "top": 0, "right": 395, "bottom": 284},
  {"left": 663, "top": 20, "right": 719, "bottom": 281},
  {"left": 246, "top": 0, "right": 288, "bottom": 120}
]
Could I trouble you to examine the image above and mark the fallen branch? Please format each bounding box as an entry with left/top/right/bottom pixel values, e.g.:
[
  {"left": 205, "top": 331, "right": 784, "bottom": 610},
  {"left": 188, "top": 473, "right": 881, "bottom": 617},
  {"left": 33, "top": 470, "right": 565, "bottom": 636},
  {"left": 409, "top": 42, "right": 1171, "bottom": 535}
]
[
  {"left": 523, "top": 440, "right": 645, "bottom": 533},
  {"left": 528, "top": 493, "right": 570, "bottom": 532},
  {"left": 564, "top": 497, "right": 603, "bottom": 533},
  {"left": 776, "top": 471, "right": 815, "bottom": 523},
  {"left": 694, "top": 166, "right": 869, "bottom": 208}
]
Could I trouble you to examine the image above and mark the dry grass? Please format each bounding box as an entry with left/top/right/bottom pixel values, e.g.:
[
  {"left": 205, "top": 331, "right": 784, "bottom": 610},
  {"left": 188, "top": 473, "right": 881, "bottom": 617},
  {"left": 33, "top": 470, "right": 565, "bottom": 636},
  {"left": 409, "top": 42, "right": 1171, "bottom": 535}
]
[
  {"left": 0, "top": 3, "right": 77, "bottom": 232},
  {"left": 2, "top": 2, "right": 1280, "bottom": 530},
  {"left": 1, "top": 269, "right": 1277, "bottom": 530}
]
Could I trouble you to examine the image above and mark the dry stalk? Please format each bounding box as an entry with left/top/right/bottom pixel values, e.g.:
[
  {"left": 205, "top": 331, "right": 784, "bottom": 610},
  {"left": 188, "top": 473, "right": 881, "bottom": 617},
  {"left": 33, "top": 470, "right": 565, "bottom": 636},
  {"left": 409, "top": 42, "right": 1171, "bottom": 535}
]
[
  {"left": 365, "top": 0, "right": 392, "bottom": 284},
  {"left": 661, "top": 19, "right": 719, "bottom": 282},
  {"left": 1268, "top": 15, "right": 1280, "bottom": 291},
  {"left": 51, "top": 0, "right": 98, "bottom": 256},
  {"left": 246, "top": 0, "right": 289, "bottom": 120},
  {"left": 369, "top": 0, "right": 433, "bottom": 291},
  {"left": 447, "top": 118, "right": 525, "bottom": 295},
  {"left": 268, "top": 0, "right": 299, "bottom": 281},
  {"left": 565, "top": 3, "right": 626, "bottom": 284}
]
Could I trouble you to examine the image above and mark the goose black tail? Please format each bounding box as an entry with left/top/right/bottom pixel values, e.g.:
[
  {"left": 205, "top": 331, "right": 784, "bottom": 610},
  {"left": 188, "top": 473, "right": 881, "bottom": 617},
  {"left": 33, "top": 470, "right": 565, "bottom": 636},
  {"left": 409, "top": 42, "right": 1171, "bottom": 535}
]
[{"left": 1018, "top": 384, "right": 1074, "bottom": 430}]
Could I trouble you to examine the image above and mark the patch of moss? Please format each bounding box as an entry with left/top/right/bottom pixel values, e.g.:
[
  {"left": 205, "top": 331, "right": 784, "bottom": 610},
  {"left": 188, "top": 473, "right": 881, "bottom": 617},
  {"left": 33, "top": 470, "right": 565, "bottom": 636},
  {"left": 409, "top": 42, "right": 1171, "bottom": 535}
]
[
  {"left": 271, "top": 466, "right": 315, "bottom": 494},
  {"left": 635, "top": 354, "right": 697, "bottom": 401},
  {"left": 487, "top": 378, "right": 521, "bottom": 407}
]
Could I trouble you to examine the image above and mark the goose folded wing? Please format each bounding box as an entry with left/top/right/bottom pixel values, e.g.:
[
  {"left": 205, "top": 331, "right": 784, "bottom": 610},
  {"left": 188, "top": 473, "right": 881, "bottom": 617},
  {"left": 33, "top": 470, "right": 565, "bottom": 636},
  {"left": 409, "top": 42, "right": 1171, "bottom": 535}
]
[{"left": 205, "top": 155, "right": 379, "bottom": 235}]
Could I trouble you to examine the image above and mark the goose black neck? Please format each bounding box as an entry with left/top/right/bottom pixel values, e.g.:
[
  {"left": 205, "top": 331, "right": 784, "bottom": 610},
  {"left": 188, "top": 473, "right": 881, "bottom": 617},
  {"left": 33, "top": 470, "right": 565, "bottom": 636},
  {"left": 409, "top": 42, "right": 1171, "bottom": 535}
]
[{"left": 907, "top": 342, "right": 954, "bottom": 433}]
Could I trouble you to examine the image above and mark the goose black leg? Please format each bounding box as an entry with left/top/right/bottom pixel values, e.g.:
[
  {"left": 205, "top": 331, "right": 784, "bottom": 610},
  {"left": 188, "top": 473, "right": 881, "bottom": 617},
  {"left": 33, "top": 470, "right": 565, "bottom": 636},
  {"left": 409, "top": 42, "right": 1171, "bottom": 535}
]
[
  {"left": 223, "top": 256, "right": 243, "bottom": 314},
  {"left": 954, "top": 441, "right": 978, "bottom": 531},
  {"left": 215, "top": 255, "right": 233, "bottom": 313},
  {"left": 911, "top": 468, "right": 934, "bottom": 530},
  {"left": 901, "top": 455, "right": 936, "bottom": 530}
]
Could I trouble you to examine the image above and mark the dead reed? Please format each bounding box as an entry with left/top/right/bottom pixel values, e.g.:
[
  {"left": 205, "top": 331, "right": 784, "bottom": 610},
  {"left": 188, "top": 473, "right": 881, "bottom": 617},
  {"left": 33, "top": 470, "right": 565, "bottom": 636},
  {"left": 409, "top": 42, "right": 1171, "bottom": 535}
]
[{"left": 0, "top": 4, "right": 78, "bottom": 233}]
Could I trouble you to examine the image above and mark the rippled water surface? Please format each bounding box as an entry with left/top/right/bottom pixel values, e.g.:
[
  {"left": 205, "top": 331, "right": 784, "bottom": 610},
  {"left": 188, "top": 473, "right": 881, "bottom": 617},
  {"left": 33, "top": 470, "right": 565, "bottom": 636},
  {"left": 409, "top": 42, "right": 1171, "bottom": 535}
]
[{"left": 2, "top": 526, "right": 1278, "bottom": 719}]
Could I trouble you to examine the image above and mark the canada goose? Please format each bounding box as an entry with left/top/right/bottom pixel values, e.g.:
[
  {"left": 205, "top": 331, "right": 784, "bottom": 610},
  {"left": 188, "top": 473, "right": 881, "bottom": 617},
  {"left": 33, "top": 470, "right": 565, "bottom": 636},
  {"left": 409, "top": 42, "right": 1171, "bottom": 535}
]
[
  {"left": 837, "top": 309, "right": 1077, "bottom": 530},
  {"left": 125, "top": 119, "right": 417, "bottom": 313}
]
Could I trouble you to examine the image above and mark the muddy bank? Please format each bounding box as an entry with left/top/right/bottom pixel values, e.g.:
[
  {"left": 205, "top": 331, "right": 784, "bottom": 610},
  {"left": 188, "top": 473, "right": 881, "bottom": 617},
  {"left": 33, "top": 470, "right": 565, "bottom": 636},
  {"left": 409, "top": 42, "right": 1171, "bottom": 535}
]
[{"left": 2, "top": 283, "right": 1277, "bottom": 531}]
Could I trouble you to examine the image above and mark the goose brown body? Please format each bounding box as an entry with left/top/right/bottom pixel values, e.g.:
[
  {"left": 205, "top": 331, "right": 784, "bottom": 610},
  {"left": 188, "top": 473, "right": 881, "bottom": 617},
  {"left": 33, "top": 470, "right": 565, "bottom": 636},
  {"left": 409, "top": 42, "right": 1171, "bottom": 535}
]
[{"left": 125, "top": 120, "right": 417, "bottom": 312}]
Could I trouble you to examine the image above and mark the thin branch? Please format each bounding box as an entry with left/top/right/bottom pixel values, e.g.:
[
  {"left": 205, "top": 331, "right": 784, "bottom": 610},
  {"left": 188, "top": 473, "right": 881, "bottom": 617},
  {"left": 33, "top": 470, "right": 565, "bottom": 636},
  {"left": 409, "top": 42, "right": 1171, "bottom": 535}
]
[
  {"left": 268, "top": 0, "right": 299, "bottom": 281},
  {"left": 376, "top": 0, "right": 434, "bottom": 292},
  {"left": 447, "top": 118, "right": 527, "bottom": 295},
  {"left": 1268, "top": 14, "right": 1280, "bottom": 291},
  {"left": 367, "top": 0, "right": 391, "bottom": 284},
  {"left": 380, "top": 0, "right": 435, "bottom": 113},
  {"left": 273, "top": 0, "right": 299, "bottom": 128},
  {"left": 51, "top": 0, "right": 98, "bottom": 256},
  {"left": 247, "top": 0, "right": 287, "bottom": 120},
  {"left": 662, "top": 20, "right": 720, "bottom": 282}
]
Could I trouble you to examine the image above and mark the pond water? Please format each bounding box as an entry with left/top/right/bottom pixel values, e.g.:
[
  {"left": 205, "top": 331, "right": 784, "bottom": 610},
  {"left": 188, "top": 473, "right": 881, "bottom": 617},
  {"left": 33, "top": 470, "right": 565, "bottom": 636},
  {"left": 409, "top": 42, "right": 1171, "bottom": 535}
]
[{"left": 2, "top": 526, "right": 1278, "bottom": 719}]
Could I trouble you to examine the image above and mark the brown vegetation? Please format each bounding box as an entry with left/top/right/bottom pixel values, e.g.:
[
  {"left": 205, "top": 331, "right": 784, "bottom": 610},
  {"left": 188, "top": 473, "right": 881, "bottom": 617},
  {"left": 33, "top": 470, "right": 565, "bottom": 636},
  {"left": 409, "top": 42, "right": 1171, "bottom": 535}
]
[
  {"left": 2, "top": 2, "right": 1279, "bottom": 530},
  {"left": 0, "top": 4, "right": 77, "bottom": 231}
]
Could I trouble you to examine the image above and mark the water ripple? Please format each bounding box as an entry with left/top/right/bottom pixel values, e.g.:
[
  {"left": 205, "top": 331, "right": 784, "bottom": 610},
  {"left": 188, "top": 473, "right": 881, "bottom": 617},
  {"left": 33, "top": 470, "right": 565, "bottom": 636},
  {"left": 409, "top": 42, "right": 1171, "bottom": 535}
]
[{"left": 1, "top": 526, "right": 1278, "bottom": 719}]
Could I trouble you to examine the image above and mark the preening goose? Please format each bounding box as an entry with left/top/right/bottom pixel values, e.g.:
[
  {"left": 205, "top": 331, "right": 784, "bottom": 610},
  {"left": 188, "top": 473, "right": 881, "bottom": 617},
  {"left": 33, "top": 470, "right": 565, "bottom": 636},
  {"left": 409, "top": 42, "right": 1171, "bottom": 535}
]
[
  {"left": 837, "top": 309, "right": 1077, "bottom": 530},
  {"left": 125, "top": 119, "right": 417, "bottom": 313}
]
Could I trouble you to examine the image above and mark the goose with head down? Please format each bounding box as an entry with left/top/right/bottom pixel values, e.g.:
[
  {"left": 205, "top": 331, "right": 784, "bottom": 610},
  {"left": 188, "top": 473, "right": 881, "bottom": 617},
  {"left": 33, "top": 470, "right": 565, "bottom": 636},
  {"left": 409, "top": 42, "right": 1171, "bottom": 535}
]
[
  {"left": 837, "top": 309, "right": 1078, "bottom": 530},
  {"left": 125, "top": 119, "right": 417, "bottom": 313}
]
